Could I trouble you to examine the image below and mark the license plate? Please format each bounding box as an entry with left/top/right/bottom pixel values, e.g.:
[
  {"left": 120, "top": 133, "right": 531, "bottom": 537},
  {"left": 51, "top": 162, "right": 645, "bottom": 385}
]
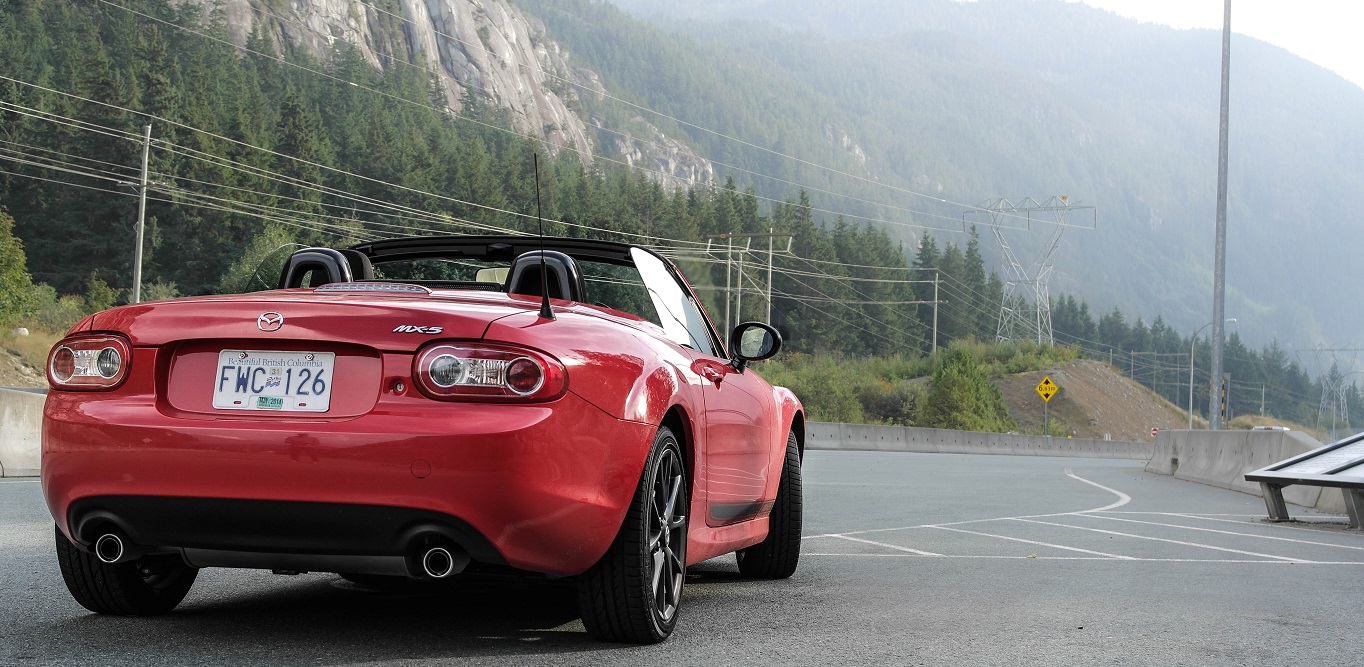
[{"left": 212, "top": 350, "right": 335, "bottom": 412}]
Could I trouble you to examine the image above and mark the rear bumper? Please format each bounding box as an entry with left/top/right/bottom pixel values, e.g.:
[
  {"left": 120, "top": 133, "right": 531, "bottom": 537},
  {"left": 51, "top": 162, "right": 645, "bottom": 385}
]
[
  {"left": 67, "top": 496, "right": 502, "bottom": 577},
  {"left": 43, "top": 390, "right": 654, "bottom": 576}
]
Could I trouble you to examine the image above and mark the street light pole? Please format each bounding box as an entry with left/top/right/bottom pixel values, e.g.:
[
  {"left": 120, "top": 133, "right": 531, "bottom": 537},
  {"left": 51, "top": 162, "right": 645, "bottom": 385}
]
[
  {"left": 1190, "top": 318, "right": 1236, "bottom": 429},
  {"left": 1209, "top": 0, "right": 1232, "bottom": 430}
]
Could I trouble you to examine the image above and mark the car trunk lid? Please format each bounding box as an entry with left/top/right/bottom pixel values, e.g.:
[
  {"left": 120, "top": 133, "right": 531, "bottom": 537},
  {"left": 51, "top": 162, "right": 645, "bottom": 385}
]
[
  {"left": 90, "top": 289, "right": 534, "bottom": 419},
  {"left": 91, "top": 289, "right": 532, "bottom": 349}
]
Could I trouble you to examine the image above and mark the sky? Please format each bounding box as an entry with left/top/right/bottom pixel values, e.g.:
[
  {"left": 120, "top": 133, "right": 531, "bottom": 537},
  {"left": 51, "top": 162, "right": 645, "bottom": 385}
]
[{"left": 1069, "top": 0, "right": 1364, "bottom": 90}]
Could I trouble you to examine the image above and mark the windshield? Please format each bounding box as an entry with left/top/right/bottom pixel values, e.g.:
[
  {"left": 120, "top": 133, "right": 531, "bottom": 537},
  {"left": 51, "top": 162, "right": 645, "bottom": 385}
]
[{"left": 631, "top": 248, "right": 717, "bottom": 357}]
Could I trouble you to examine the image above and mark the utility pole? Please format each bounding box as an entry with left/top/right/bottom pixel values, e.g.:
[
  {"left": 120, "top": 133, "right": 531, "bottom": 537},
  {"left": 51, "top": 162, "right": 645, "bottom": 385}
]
[
  {"left": 767, "top": 229, "right": 774, "bottom": 324},
  {"left": 706, "top": 231, "right": 792, "bottom": 330},
  {"left": 932, "top": 272, "right": 940, "bottom": 355},
  {"left": 724, "top": 236, "right": 732, "bottom": 334},
  {"left": 132, "top": 124, "right": 151, "bottom": 303},
  {"left": 735, "top": 238, "right": 748, "bottom": 325},
  {"left": 1209, "top": 0, "right": 1232, "bottom": 429}
]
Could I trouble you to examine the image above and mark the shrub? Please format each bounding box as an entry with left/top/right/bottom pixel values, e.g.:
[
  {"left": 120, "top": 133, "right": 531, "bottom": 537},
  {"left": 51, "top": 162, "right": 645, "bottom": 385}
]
[
  {"left": 860, "top": 379, "right": 928, "bottom": 425},
  {"left": 84, "top": 277, "right": 120, "bottom": 312},
  {"left": 916, "top": 346, "right": 1017, "bottom": 433},
  {"left": 759, "top": 353, "right": 864, "bottom": 423},
  {"left": 0, "top": 208, "right": 34, "bottom": 324},
  {"left": 141, "top": 280, "right": 182, "bottom": 302},
  {"left": 24, "top": 284, "right": 91, "bottom": 331}
]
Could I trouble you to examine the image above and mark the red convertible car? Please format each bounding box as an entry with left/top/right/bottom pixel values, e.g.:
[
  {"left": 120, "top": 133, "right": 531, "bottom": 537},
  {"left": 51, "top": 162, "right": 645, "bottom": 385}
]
[{"left": 41, "top": 235, "right": 804, "bottom": 643}]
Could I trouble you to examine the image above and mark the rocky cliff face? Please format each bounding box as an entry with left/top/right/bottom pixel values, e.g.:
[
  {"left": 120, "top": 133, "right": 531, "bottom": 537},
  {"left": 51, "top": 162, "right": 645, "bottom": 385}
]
[{"left": 204, "top": 0, "right": 712, "bottom": 187}]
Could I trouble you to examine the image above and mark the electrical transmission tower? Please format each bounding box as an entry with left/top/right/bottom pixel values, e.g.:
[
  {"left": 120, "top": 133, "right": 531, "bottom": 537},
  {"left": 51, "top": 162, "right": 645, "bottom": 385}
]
[
  {"left": 964, "top": 197, "right": 1096, "bottom": 345},
  {"left": 1299, "top": 347, "right": 1364, "bottom": 438},
  {"left": 1319, "top": 372, "right": 1350, "bottom": 436}
]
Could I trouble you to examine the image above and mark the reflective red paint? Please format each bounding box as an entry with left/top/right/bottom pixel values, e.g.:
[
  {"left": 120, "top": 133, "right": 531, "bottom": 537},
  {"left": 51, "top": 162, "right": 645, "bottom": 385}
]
[{"left": 44, "top": 286, "right": 802, "bottom": 575}]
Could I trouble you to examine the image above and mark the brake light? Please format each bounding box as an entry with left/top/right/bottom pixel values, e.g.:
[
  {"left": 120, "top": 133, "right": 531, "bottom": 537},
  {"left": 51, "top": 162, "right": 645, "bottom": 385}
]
[
  {"left": 413, "top": 343, "right": 566, "bottom": 402},
  {"left": 48, "top": 334, "right": 132, "bottom": 390}
]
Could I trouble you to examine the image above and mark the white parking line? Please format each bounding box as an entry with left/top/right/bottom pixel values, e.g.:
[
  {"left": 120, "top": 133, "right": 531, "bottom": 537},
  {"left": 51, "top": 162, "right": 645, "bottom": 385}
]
[
  {"left": 802, "top": 553, "right": 1364, "bottom": 564},
  {"left": 1074, "top": 513, "right": 1364, "bottom": 552},
  {"left": 1010, "top": 517, "right": 1315, "bottom": 562},
  {"left": 1104, "top": 512, "right": 1253, "bottom": 517},
  {"left": 805, "top": 482, "right": 918, "bottom": 487},
  {"left": 824, "top": 534, "right": 943, "bottom": 556},
  {"left": 0, "top": 480, "right": 39, "bottom": 484},
  {"left": 805, "top": 553, "right": 1117, "bottom": 560},
  {"left": 1064, "top": 468, "right": 1131, "bottom": 511},
  {"left": 928, "top": 525, "right": 1134, "bottom": 559}
]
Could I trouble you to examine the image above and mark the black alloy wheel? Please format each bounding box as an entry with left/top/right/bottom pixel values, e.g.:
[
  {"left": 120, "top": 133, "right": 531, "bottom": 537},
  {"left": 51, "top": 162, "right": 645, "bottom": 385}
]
[{"left": 578, "top": 426, "right": 688, "bottom": 643}]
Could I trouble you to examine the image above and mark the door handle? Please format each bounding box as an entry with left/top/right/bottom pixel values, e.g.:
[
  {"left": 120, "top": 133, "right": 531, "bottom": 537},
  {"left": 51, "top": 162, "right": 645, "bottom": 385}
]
[{"left": 700, "top": 366, "right": 723, "bottom": 383}]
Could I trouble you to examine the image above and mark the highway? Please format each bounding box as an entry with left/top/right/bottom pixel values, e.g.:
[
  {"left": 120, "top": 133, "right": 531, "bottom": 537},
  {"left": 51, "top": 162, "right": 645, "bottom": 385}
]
[{"left": 3, "top": 451, "right": 1362, "bottom": 665}]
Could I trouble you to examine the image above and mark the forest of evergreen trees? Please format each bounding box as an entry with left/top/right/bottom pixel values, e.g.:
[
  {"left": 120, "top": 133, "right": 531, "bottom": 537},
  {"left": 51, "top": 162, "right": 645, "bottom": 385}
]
[{"left": 0, "top": 0, "right": 1355, "bottom": 430}]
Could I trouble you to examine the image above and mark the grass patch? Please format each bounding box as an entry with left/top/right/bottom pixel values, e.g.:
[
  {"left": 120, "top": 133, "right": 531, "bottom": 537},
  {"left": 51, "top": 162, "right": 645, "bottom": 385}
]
[{"left": 1, "top": 326, "right": 62, "bottom": 371}]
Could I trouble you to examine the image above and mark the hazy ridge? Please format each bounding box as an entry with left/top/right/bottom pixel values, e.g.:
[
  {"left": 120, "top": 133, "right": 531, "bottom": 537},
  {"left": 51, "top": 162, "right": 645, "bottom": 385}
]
[{"left": 575, "top": 0, "right": 1364, "bottom": 350}]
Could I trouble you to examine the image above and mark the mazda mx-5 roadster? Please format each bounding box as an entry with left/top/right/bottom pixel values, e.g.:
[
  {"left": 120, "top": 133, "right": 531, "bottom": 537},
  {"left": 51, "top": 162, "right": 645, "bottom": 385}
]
[{"left": 42, "top": 235, "right": 804, "bottom": 643}]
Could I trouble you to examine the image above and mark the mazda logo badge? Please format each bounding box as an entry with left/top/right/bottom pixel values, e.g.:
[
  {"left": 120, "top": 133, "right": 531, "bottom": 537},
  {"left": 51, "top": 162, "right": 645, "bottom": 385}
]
[{"left": 257, "top": 312, "right": 284, "bottom": 332}]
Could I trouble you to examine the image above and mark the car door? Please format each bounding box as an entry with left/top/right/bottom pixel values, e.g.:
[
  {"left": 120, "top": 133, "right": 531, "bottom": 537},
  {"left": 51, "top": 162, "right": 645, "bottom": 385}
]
[{"left": 689, "top": 351, "right": 775, "bottom": 526}]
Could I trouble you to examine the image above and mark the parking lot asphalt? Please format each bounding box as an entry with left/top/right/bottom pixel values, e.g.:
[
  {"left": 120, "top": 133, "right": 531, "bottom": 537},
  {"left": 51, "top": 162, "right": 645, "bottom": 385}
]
[{"left": 3, "top": 451, "right": 1362, "bottom": 666}]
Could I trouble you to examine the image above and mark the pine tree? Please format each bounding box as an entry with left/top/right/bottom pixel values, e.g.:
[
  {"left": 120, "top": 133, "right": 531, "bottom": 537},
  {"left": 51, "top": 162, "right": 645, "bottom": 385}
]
[{"left": 0, "top": 207, "right": 34, "bottom": 322}]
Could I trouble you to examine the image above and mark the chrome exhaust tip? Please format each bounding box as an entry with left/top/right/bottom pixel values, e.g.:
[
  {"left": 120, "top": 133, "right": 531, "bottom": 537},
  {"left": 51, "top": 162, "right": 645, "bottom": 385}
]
[
  {"left": 95, "top": 533, "right": 125, "bottom": 564},
  {"left": 421, "top": 547, "right": 456, "bottom": 578}
]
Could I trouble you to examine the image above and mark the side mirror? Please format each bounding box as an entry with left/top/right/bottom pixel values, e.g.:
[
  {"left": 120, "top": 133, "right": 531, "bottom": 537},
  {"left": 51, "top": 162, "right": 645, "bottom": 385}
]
[{"left": 729, "top": 322, "right": 782, "bottom": 372}]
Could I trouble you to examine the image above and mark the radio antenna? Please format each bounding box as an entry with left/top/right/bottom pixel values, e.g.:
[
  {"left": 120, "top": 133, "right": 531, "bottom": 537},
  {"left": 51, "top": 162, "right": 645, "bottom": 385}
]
[{"left": 533, "top": 153, "right": 555, "bottom": 321}]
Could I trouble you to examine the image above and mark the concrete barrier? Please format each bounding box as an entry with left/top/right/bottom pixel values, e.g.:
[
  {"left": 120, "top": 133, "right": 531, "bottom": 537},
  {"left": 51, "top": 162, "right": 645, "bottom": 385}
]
[
  {"left": 0, "top": 387, "right": 44, "bottom": 477},
  {"left": 1145, "top": 429, "right": 1347, "bottom": 513},
  {"left": 807, "top": 422, "right": 1154, "bottom": 460}
]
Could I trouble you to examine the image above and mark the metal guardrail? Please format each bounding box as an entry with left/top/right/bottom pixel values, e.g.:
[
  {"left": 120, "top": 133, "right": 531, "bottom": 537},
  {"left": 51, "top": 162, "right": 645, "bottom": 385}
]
[{"left": 1245, "top": 431, "right": 1364, "bottom": 530}]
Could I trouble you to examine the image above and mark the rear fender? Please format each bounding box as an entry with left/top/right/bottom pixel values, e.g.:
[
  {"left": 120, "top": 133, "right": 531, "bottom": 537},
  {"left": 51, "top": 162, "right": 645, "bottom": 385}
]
[{"left": 482, "top": 310, "right": 700, "bottom": 425}]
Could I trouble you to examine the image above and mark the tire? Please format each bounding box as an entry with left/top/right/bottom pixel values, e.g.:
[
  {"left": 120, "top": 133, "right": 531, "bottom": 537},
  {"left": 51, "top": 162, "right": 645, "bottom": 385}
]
[
  {"left": 55, "top": 525, "right": 198, "bottom": 615},
  {"left": 736, "top": 430, "right": 802, "bottom": 579},
  {"left": 577, "top": 426, "right": 688, "bottom": 644}
]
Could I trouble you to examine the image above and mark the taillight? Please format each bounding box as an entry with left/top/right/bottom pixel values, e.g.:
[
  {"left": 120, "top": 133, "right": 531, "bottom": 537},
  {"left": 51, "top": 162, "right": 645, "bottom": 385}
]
[
  {"left": 413, "top": 343, "right": 566, "bottom": 402},
  {"left": 48, "top": 334, "right": 132, "bottom": 390}
]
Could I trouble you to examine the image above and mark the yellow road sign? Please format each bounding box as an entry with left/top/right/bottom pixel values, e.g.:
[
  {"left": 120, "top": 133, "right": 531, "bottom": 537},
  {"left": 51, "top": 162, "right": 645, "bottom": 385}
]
[{"left": 1036, "top": 376, "right": 1058, "bottom": 402}]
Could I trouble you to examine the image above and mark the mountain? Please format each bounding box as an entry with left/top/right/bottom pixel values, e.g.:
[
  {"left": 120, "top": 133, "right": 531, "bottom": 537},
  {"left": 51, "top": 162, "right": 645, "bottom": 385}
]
[
  {"left": 201, "top": 0, "right": 714, "bottom": 186},
  {"left": 569, "top": 0, "right": 1364, "bottom": 352}
]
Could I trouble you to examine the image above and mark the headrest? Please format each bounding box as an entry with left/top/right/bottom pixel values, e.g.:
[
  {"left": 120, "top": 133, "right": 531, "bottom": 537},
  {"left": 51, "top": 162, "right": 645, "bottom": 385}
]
[{"left": 505, "top": 250, "right": 586, "bottom": 302}]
